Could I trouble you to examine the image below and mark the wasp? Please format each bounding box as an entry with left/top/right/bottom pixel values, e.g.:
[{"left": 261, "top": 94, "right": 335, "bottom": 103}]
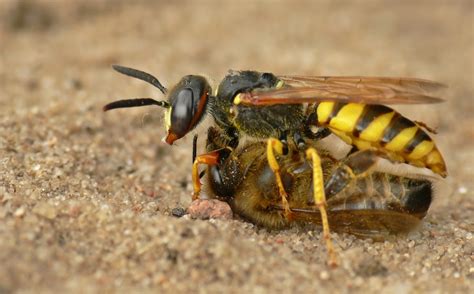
[
  {"left": 103, "top": 65, "right": 447, "bottom": 179},
  {"left": 199, "top": 126, "right": 433, "bottom": 265},
  {"left": 104, "top": 65, "right": 446, "bottom": 265}
]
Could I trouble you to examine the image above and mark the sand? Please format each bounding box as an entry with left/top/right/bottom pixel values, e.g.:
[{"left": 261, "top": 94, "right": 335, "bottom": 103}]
[{"left": 0, "top": 0, "right": 472, "bottom": 293}]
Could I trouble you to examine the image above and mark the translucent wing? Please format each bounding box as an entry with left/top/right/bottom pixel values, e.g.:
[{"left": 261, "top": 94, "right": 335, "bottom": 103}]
[
  {"left": 290, "top": 209, "right": 423, "bottom": 239},
  {"left": 237, "top": 75, "right": 447, "bottom": 106}
]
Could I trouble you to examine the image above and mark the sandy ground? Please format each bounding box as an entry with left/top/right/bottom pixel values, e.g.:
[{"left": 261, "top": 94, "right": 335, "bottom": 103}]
[{"left": 0, "top": 0, "right": 473, "bottom": 293}]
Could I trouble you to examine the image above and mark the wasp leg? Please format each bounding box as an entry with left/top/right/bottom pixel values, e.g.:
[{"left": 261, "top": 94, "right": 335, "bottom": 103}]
[
  {"left": 306, "top": 147, "right": 337, "bottom": 267},
  {"left": 192, "top": 150, "right": 222, "bottom": 200},
  {"left": 325, "top": 149, "right": 380, "bottom": 199},
  {"left": 267, "top": 138, "right": 292, "bottom": 219}
]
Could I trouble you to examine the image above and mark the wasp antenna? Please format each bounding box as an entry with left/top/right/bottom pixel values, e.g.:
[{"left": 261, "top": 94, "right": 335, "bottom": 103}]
[
  {"left": 103, "top": 98, "right": 170, "bottom": 112},
  {"left": 112, "top": 65, "right": 168, "bottom": 94}
]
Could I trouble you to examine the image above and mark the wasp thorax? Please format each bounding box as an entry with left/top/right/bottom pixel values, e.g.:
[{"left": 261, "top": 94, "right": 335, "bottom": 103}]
[{"left": 164, "top": 75, "right": 211, "bottom": 145}]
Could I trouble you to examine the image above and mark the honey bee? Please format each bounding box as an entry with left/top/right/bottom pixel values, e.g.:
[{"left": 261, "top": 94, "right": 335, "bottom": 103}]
[{"left": 200, "top": 127, "right": 433, "bottom": 265}]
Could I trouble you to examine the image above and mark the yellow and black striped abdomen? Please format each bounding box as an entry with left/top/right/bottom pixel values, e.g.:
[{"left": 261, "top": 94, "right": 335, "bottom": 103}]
[{"left": 315, "top": 102, "right": 447, "bottom": 177}]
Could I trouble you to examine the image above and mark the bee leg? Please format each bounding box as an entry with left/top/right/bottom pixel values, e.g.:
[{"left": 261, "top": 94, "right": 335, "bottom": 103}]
[
  {"left": 306, "top": 147, "right": 337, "bottom": 267},
  {"left": 267, "top": 138, "right": 292, "bottom": 219},
  {"left": 325, "top": 149, "right": 380, "bottom": 199},
  {"left": 192, "top": 150, "right": 222, "bottom": 200},
  {"left": 293, "top": 131, "right": 306, "bottom": 150},
  {"left": 278, "top": 132, "right": 289, "bottom": 155}
]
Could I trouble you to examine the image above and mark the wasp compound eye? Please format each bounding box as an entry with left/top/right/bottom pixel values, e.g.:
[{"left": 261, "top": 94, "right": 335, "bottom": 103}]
[
  {"left": 170, "top": 88, "right": 193, "bottom": 138},
  {"left": 165, "top": 75, "right": 210, "bottom": 145}
]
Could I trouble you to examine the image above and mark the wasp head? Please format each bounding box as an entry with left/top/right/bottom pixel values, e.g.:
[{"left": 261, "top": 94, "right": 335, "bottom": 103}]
[
  {"left": 164, "top": 75, "right": 211, "bottom": 144},
  {"left": 104, "top": 65, "right": 211, "bottom": 145}
]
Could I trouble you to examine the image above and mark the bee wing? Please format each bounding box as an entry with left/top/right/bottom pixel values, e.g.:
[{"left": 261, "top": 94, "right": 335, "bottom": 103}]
[
  {"left": 237, "top": 75, "right": 446, "bottom": 106},
  {"left": 291, "top": 208, "right": 423, "bottom": 239}
]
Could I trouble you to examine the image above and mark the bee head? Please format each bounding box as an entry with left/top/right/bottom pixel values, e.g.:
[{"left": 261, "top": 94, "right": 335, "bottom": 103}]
[{"left": 103, "top": 65, "right": 211, "bottom": 145}]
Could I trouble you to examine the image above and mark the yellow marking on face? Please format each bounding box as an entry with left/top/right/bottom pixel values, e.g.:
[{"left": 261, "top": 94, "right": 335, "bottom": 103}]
[
  {"left": 164, "top": 107, "right": 172, "bottom": 130},
  {"left": 233, "top": 93, "right": 242, "bottom": 105},
  {"left": 385, "top": 126, "right": 418, "bottom": 152},
  {"left": 359, "top": 111, "right": 396, "bottom": 142},
  {"left": 408, "top": 140, "right": 434, "bottom": 160},
  {"left": 329, "top": 103, "right": 365, "bottom": 132},
  {"left": 317, "top": 102, "right": 335, "bottom": 124}
]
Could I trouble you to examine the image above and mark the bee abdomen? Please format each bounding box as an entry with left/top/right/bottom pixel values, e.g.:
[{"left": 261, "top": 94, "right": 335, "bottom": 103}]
[
  {"left": 355, "top": 173, "right": 432, "bottom": 215},
  {"left": 402, "top": 179, "right": 432, "bottom": 215},
  {"left": 315, "top": 102, "right": 447, "bottom": 177}
]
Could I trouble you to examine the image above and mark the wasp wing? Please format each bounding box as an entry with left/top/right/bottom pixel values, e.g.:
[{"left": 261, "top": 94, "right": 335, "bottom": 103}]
[
  {"left": 280, "top": 75, "right": 447, "bottom": 94},
  {"left": 237, "top": 75, "right": 446, "bottom": 106}
]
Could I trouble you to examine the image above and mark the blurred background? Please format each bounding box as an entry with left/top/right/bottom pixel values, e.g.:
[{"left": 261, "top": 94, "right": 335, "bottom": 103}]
[{"left": 0, "top": 0, "right": 472, "bottom": 292}]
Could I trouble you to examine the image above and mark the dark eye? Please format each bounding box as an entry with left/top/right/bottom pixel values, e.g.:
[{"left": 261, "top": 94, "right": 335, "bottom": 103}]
[
  {"left": 164, "top": 75, "right": 210, "bottom": 145},
  {"left": 170, "top": 88, "right": 194, "bottom": 138}
]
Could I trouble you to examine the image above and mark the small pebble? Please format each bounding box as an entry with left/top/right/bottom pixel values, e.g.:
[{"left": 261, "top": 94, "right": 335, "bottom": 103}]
[
  {"left": 320, "top": 271, "right": 330, "bottom": 280},
  {"left": 187, "top": 199, "right": 232, "bottom": 220},
  {"left": 171, "top": 207, "right": 186, "bottom": 218},
  {"left": 14, "top": 206, "right": 26, "bottom": 217}
]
